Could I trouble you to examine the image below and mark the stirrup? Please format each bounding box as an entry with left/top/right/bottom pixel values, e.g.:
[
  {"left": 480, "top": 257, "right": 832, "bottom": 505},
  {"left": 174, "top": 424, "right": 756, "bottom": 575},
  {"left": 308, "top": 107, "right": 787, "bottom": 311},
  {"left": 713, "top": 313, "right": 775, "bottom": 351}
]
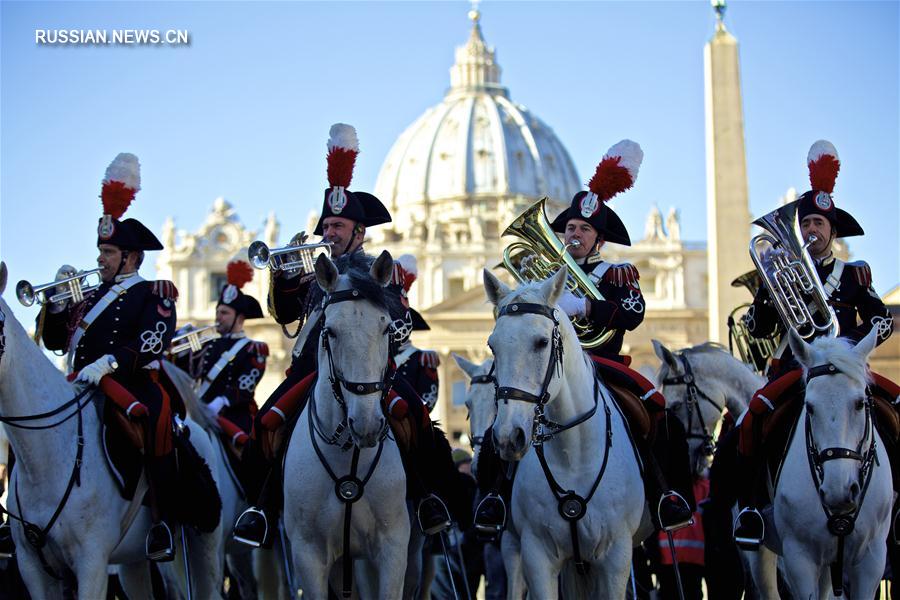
[
  {"left": 0, "top": 523, "right": 15, "bottom": 559},
  {"left": 145, "top": 522, "right": 175, "bottom": 562},
  {"left": 417, "top": 494, "right": 452, "bottom": 536},
  {"left": 657, "top": 490, "right": 694, "bottom": 532},
  {"left": 232, "top": 507, "right": 268, "bottom": 548},
  {"left": 733, "top": 507, "right": 765, "bottom": 550},
  {"left": 474, "top": 493, "right": 507, "bottom": 540}
]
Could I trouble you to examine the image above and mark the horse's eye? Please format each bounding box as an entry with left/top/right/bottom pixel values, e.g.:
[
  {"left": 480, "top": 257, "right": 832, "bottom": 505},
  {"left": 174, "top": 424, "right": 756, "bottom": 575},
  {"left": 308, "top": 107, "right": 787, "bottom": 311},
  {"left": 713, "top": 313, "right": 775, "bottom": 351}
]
[
  {"left": 855, "top": 398, "right": 866, "bottom": 411},
  {"left": 534, "top": 337, "right": 549, "bottom": 350},
  {"left": 806, "top": 402, "right": 815, "bottom": 416},
  {"left": 326, "top": 329, "right": 337, "bottom": 339}
]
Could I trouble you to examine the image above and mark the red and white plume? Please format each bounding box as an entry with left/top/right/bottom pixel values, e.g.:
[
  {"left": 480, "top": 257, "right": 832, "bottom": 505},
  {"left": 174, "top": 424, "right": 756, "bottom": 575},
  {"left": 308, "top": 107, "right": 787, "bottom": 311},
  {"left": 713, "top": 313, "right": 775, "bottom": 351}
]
[
  {"left": 326, "top": 123, "right": 359, "bottom": 189},
  {"left": 101, "top": 153, "right": 141, "bottom": 219},
  {"left": 226, "top": 260, "right": 254, "bottom": 289},
  {"left": 587, "top": 140, "right": 643, "bottom": 202},
  {"left": 396, "top": 254, "right": 418, "bottom": 293},
  {"left": 807, "top": 140, "right": 840, "bottom": 194}
]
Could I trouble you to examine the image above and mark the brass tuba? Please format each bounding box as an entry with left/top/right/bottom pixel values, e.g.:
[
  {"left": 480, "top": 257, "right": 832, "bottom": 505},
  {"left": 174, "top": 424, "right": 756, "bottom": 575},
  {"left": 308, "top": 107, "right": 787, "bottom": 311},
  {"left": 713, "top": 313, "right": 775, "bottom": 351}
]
[
  {"left": 727, "top": 270, "right": 780, "bottom": 374},
  {"left": 501, "top": 198, "right": 616, "bottom": 349},
  {"left": 749, "top": 201, "right": 838, "bottom": 340}
]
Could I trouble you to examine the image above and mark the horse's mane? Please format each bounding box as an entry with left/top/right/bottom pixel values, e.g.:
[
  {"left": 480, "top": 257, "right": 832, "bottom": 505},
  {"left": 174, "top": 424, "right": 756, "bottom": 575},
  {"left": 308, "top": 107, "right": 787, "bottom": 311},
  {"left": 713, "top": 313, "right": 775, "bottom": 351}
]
[
  {"left": 807, "top": 336, "right": 872, "bottom": 388},
  {"left": 499, "top": 281, "right": 545, "bottom": 307},
  {"left": 160, "top": 361, "right": 220, "bottom": 432},
  {"left": 309, "top": 252, "right": 404, "bottom": 319}
]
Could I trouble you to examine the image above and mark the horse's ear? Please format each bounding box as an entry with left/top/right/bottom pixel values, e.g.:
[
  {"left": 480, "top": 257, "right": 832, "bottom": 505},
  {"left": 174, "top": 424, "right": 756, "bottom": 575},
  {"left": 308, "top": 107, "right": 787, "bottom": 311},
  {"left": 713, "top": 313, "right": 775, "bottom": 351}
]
[
  {"left": 0, "top": 261, "right": 6, "bottom": 295},
  {"left": 452, "top": 352, "right": 480, "bottom": 378},
  {"left": 787, "top": 329, "right": 811, "bottom": 367},
  {"left": 542, "top": 265, "right": 567, "bottom": 306},
  {"left": 483, "top": 269, "right": 511, "bottom": 306},
  {"left": 853, "top": 326, "right": 880, "bottom": 361},
  {"left": 652, "top": 339, "right": 679, "bottom": 372},
  {"left": 314, "top": 254, "right": 339, "bottom": 293},
  {"left": 371, "top": 250, "right": 393, "bottom": 287}
]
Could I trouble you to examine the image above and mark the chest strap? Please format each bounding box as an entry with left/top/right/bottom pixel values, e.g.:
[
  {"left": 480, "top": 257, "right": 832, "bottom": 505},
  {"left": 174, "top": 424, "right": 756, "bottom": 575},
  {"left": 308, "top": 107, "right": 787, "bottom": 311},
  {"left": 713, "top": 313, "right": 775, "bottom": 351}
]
[{"left": 198, "top": 338, "right": 251, "bottom": 399}]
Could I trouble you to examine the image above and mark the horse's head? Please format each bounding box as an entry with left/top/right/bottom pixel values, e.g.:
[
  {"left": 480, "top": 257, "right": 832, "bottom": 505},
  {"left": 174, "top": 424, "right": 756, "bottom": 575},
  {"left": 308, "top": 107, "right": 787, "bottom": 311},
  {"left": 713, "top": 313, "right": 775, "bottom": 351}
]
[
  {"left": 483, "top": 267, "right": 569, "bottom": 461},
  {"left": 452, "top": 353, "right": 494, "bottom": 475},
  {"left": 790, "top": 327, "right": 879, "bottom": 515},
  {"left": 315, "top": 250, "right": 398, "bottom": 448},
  {"left": 654, "top": 340, "right": 735, "bottom": 476}
]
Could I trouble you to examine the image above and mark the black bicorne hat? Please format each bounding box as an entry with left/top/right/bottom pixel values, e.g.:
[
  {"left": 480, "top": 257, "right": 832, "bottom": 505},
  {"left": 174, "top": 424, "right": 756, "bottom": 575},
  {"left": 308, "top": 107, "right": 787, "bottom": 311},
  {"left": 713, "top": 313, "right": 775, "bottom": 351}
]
[
  {"left": 217, "top": 260, "right": 264, "bottom": 319},
  {"left": 550, "top": 140, "right": 643, "bottom": 247},
  {"left": 312, "top": 123, "right": 391, "bottom": 236},
  {"left": 795, "top": 140, "right": 863, "bottom": 238},
  {"left": 96, "top": 153, "right": 164, "bottom": 251}
]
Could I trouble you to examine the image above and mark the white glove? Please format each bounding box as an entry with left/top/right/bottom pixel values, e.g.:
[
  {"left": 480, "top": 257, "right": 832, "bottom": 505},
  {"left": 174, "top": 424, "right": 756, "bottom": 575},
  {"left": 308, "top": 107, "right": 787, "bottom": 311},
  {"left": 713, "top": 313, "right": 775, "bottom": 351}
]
[
  {"left": 48, "top": 264, "right": 77, "bottom": 313},
  {"left": 75, "top": 354, "right": 116, "bottom": 386},
  {"left": 558, "top": 291, "right": 588, "bottom": 318},
  {"left": 205, "top": 395, "right": 229, "bottom": 417}
]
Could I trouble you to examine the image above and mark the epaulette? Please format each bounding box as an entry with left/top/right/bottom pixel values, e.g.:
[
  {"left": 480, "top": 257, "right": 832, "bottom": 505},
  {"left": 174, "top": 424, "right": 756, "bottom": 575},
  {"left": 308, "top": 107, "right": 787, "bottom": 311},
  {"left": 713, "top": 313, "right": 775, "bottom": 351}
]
[
  {"left": 846, "top": 261, "right": 872, "bottom": 287},
  {"left": 250, "top": 341, "right": 269, "bottom": 357},
  {"left": 152, "top": 280, "right": 179, "bottom": 301},
  {"left": 602, "top": 263, "right": 640, "bottom": 287},
  {"left": 419, "top": 350, "right": 440, "bottom": 369}
]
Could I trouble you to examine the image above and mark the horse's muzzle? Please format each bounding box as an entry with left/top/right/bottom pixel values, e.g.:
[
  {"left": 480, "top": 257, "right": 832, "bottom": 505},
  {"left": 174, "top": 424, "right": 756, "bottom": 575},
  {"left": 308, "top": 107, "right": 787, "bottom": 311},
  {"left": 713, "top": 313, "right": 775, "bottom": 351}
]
[
  {"left": 348, "top": 417, "right": 385, "bottom": 448},
  {"left": 494, "top": 425, "right": 528, "bottom": 461}
]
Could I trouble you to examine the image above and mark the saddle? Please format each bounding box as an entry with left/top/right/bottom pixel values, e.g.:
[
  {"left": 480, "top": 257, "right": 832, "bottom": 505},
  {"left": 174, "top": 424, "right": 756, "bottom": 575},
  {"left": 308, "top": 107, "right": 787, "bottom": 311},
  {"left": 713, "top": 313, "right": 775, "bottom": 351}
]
[{"left": 590, "top": 355, "right": 664, "bottom": 441}]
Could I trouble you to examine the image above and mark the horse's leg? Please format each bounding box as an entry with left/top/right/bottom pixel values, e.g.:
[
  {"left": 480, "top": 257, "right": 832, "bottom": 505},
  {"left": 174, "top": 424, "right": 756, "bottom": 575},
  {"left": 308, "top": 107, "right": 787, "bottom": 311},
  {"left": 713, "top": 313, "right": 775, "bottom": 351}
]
[
  {"left": 743, "top": 545, "right": 780, "bottom": 600},
  {"left": 14, "top": 549, "right": 66, "bottom": 599},
  {"left": 255, "top": 543, "right": 291, "bottom": 600},
  {"left": 186, "top": 526, "right": 225, "bottom": 600},
  {"left": 373, "top": 525, "right": 410, "bottom": 600},
  {"left": 588, "top": 536, "right": 633, "bottom": 599},
  {"left": 501, "top": 531, "right": 525, "bottom": 600},
  {"left": 117, "top": 561, "right": 154, "bottom": 600},
  {"left": 518, "top": 530, "right": 558, "bottom": 600},
  {"left": 780, "top": 540, "right": 821, "bottom": 600},
  {"left": 226, "top": 549, "right": 259, "bottom": 599},
  {"left": 291, "top": 535, "right": 330, "bottom": 599},
  {"left": 73, "top": 554, "right": 112, "bottom": 600},
  {"left": 403, "top": 520, "right": 426, "bottom": 600}
]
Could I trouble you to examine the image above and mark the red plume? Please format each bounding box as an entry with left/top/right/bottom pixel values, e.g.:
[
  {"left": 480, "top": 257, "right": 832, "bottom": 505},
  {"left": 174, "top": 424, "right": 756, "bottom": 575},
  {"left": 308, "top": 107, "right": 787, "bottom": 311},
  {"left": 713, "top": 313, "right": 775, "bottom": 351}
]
[
  {"left": 101, "top": 181, "right": 136, "bottom": 219},
  {"left": 327, "top": 147, "right": 358, "bottom": 188},
  {"left": 587, "top": 157, "right": 634, "bottom": 202},
  {"left": 226, "top": 260, "right": 254, "bottom": 289},
  {"left": 808, "top": 155, "right": 840, "bottom": 194}
]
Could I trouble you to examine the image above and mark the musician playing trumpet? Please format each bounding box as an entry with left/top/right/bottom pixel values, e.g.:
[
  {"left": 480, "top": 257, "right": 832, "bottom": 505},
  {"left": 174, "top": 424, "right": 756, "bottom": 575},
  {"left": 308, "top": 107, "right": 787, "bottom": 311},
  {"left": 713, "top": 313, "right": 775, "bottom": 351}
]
[
  {"left": 476, "top": 140, "right": 695, "bottom": 540},
  {"left": 725, "top": 140, "right": 896, "bottom": 549}
]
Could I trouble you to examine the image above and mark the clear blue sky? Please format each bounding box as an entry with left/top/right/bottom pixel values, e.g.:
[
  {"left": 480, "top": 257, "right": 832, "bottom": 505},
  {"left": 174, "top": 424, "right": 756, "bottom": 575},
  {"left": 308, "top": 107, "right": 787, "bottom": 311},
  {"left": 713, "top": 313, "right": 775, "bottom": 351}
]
[{"left": 2, "top": 1, "right": 898, "bottom": 327}]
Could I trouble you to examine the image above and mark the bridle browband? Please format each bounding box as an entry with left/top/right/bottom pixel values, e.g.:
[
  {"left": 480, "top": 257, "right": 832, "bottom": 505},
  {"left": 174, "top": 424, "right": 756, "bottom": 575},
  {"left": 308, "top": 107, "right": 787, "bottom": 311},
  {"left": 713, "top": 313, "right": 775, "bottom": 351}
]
[
  {"left": 803, "top": 361, "right": 878, "bottom": 597},
  {"left": 661, "top": 353, "right": 725, "bottom": 459},
  {"left": 491, "top": 300, "right": 612, "bottom": 575}
]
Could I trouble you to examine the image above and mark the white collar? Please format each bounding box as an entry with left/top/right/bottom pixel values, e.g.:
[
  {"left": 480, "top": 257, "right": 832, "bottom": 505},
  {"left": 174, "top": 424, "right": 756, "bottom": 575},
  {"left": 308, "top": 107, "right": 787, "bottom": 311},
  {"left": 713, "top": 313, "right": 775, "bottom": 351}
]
[{"left": 115, "top": 271, "right": 139, "bottom": 282}]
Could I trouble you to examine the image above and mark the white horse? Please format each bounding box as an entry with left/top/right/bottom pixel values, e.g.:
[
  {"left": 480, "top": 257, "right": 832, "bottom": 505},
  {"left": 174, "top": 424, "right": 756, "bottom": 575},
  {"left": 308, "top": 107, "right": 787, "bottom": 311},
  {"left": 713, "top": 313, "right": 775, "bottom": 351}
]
[
  {"left": 451, "top": 354, "right": 494, "bottom": 476},
  {"left": 0, "top": 262, "right": 223, "bottom": 599},
  {"left": 282, "top": 251, "right": 412, "bottom": 599},
  {"left": 483, "top": 267, "right": 650, "bottom": 599},
  {"left": 772, "top": 328, "right": 891, "bottom": 599},
  {"left": 653, "top": 340, "right": 760, "bottom": 477}
]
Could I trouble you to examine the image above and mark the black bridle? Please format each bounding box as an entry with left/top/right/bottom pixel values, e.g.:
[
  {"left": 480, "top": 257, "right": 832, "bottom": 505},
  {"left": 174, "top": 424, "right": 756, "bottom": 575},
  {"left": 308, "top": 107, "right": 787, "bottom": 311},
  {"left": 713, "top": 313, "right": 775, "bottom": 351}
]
[
  {"left": 661, "top": 353, "right": 725, "bottom": 460},
  {"left": 467, "top": 371, "right": 495, "bottom": 450},
  {"left": 310, "top": 287, "right": 395, "bottom": 599},
  {"left": 492, "top": 301, "right": 612, "bottom": 575},
  {"left": 803, "top": 362, "right": 878, "bottom": 597}
]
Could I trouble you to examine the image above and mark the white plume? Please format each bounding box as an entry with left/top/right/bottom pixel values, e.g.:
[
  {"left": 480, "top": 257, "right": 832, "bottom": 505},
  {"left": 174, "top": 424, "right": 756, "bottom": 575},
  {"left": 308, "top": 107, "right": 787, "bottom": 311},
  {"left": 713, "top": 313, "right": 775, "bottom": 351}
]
[
  {"left": 103, "top": 152, "right": 141, "bottom": 191},
  {"left": 808, "top": 139, "right": 839, "bottom": 163},
  {"left": 327, "top": 123, "right": 359, "bottom": 152},
  {"left": 606, "top": 139, "right": 643, "bottom": 180},
  {"left": 397, "top": 253, "right": 418, "bottom": 276}
]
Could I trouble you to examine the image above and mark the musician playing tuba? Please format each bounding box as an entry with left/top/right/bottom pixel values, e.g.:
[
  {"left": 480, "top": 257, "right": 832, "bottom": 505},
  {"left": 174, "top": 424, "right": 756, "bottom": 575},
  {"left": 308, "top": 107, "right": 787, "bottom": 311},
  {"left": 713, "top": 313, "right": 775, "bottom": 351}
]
[
  {"left": 720, "top": 140, "right": 896, "bottom": 549},
  {"left": 475, "top": 140, "right": 695, "bottom": 539}
]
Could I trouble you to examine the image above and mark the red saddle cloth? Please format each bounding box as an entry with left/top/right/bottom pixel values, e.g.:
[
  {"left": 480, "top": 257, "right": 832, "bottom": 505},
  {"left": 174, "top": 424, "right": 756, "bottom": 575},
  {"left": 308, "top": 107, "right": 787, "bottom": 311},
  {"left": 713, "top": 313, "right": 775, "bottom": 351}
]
[{"left": 589, "top": 355, "right": 666, "bottom": 439}]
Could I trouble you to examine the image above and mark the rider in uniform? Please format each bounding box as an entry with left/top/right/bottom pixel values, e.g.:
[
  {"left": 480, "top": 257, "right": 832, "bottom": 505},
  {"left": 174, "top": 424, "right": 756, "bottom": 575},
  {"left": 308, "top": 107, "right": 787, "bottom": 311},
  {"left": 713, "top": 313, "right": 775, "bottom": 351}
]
[
  {"left": 198, "top": 259, "right": 267, "bottom": 449},
  {"left": 33, "top": 154, "right": 180, "bottom": 561},
  {"left": 474, "top": 140, "right": 695, "bottom": 538},
  {"left": 729, "top": 140, "right": 895, "bottom": 547},
  {"left": 233, "top": 124, "right": 458, "bottom": 546}
]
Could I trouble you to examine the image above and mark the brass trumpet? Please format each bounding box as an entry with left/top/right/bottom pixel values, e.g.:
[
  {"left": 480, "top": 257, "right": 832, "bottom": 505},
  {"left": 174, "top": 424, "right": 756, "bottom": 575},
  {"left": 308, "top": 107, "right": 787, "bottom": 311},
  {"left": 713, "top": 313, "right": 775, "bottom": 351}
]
[
  {"left": 501, "top": 198, "right": 615, "bottom": 349},
  {"left": 16, "top": 268, "right": 102, "bottom": 307},
  {"left": 248, "top": 232, "right": 333, "bottom": 274},
  {"left": 750, "top": 202, "right": 838, "bottom": 340},
  {"left": 169, "top": 325, "right": 219, "bottom": 355}
]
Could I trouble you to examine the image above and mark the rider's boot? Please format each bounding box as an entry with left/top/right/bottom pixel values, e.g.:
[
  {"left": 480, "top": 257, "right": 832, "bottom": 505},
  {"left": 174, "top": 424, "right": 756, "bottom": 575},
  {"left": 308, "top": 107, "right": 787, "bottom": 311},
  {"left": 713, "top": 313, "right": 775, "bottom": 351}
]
[
  {"left": 637, "top": 432, "right": 693, "bottom": 532},
  {"left": 0, "top": 520, "right": 15, "bottom": 559},
  {"left": 145, "top": 454, "right": 177, "bottom": 562},
  {"left": 473, "top": 430, "right": 513, "bottom": 541},
  {"left": 733, "top": 452, "right": 765, "bottom": 550},
  {"left": 233, "top": 459, "right": 281, "bottom": 548}
]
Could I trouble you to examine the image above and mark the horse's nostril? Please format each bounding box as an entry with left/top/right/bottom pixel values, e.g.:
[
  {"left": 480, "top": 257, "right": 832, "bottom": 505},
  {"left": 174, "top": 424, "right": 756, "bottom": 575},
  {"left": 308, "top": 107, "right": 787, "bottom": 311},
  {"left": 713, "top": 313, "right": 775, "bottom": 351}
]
[
  {"left": 850, "top": 481, "right": 861, "bottom": 500},
  {"left": 513, "top": 427, "right": 526, "bottom": 450}
]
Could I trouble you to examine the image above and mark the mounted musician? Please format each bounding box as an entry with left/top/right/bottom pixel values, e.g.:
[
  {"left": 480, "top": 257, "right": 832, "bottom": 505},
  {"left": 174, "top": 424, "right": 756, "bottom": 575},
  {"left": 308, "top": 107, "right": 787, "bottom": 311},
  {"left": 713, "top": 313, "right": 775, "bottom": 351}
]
[
  {"left": 727, "top": 140, "right": 897, "bottom": 548},
  {"left": 474, "top": 140, "right": 695, "bottom": 538},
  {"left": 234, "top": 124, "right": 464, "bottom": 548},
  {"left": 28, "top": 153, "right": 181, "bottom": 561},
  {"left": 197, "top": 258, "right": 268, "bottom": 450}
]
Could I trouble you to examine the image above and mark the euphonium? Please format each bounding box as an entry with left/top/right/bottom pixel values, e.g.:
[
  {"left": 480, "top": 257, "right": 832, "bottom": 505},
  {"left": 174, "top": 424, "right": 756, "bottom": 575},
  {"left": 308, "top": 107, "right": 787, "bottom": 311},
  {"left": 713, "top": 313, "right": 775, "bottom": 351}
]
[
  {"left": 727, "top": 269, "right": 780, "bottom": 374},
  {"left": 749, "top": 201, "right": 838, "bottom": 340},
  {"left": 501, "top": 197, "right": 616, "bottom": 349}
]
